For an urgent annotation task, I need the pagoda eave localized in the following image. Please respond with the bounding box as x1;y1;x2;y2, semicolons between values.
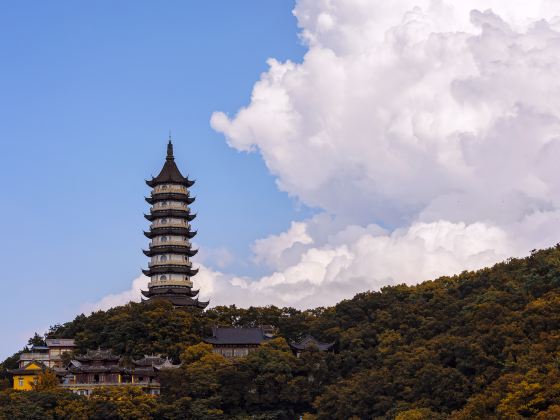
145;194;195;205
141;286;208;307
146;178;195;188
144;228;197;239
143;247;198;257
144;211;196;222
144;286;200;298
144;294;208;308
142;266;199;276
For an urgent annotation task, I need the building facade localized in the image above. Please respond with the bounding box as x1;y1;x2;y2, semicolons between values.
17;339;76;369
141;140;208;308
8;361;50;391
46;338;77;368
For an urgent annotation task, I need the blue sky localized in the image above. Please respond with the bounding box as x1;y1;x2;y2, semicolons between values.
0;1;307;359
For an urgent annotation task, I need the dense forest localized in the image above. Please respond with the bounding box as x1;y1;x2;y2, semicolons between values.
3;245;560;419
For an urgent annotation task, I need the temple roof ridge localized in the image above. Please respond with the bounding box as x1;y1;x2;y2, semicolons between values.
289;334;335;351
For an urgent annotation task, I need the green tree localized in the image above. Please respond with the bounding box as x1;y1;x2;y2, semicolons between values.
27;333;46;348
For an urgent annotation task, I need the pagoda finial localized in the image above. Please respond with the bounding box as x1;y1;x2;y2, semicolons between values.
167;133;174;161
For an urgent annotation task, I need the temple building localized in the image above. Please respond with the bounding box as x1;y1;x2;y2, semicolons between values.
289;335;335;357
9;339;76;390
61;349;179;396
141;139;208;308
8;361;58;391
45;339;77;368
203;326;273;358
16;339;76;369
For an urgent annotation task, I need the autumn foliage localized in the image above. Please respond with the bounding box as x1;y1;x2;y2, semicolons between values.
3;246;560;418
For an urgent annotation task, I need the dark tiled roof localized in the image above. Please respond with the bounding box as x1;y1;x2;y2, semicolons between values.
146;141;194;187
131;355;180;370
7;361;49;375
69;365;121;373
142;265;198;277
143;227;197;239
30;346;49;351
289;335;334;352
75;349;120;362
46;338;76;347
144;209;196;222
145;193;195;205
133;355;165;366
143;245;198;258
142;293;209;308
203;327;270;345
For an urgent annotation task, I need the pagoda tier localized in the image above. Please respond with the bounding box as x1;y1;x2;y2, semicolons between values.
145;194;196;205
143;227;197;239
142;265;199;277
144;210;196;222
142;293;208;308
141;286;200;298
141;139;208;309
146;177;195;188
143;246;198;257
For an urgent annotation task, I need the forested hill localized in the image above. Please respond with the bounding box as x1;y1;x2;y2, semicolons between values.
3;246;560;419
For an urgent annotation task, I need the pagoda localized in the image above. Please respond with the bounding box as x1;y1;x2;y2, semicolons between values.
141;139;208;308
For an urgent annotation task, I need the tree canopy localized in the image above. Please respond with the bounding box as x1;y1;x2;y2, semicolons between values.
3;245;560;418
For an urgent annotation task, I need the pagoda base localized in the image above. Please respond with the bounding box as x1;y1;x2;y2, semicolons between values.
141;288;209;309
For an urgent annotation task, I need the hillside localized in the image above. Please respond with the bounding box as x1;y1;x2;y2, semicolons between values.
2;246;560;419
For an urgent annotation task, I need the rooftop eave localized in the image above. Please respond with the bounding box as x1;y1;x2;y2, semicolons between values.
143;228;197;239
143;247;198;257
144;211;196;222
142;266;199;276
146;178;195;188
145;194;195;205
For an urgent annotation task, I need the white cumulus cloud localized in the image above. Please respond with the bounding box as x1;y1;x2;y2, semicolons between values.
212;1;560;229
208;0;560;307
81;276;149;313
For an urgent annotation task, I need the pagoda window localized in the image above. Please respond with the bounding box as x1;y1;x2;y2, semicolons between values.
160;275;167;281
18;378;23;387
161;218;168;224
160;255;167;261
161;236;168;243
161;185;168;190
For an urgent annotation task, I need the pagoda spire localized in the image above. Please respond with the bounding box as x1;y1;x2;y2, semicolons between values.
167;134;174;160
140;138;208;309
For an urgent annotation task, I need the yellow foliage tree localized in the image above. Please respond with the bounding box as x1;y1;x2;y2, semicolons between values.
33;369;60;391
89;386;158;420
